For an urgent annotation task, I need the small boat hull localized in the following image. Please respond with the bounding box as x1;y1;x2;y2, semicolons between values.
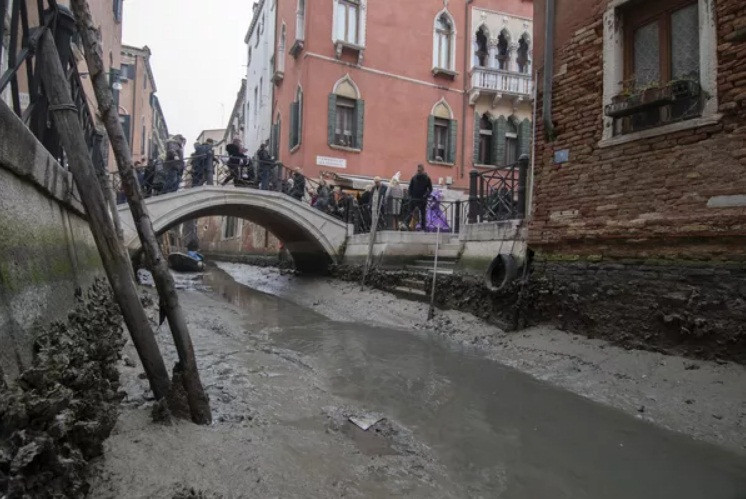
168;252;204;272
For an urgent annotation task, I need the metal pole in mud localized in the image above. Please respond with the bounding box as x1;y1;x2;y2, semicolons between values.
361;193;381;289
428;225;441;321
70;0;212;425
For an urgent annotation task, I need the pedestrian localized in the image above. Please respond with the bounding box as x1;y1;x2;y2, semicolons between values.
407;164;432;231
191;138;215;187
385;173;404;230
371;176;387;230
290;167;306;201
222;137;249;186
164;134;185;193
313;178;331;212
257;141;273;190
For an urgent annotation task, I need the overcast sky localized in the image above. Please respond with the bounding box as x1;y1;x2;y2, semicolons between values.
122;0;254;148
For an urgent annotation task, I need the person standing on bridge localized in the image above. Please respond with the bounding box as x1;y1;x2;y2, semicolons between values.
257;142;274;190
407;164;432;232
164;134;185;193
290;167;306;201
222;138;249;187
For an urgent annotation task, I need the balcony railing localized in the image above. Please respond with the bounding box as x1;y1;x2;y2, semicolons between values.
470;67;533;98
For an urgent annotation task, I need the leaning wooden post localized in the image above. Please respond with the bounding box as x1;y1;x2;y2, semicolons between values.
70;0;212;424
36;28;172;400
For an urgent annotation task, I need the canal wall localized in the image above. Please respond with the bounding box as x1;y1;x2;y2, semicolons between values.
0;101;102;382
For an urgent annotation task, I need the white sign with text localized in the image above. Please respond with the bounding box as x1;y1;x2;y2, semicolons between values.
316;156;347;169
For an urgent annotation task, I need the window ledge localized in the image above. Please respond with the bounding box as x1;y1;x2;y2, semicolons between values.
432;67;458;78
428;160;455;167
329;144;361;153
272;70;284;84
334;40;365;64
473;163;500;169
598;114;722;149
290;144;301;154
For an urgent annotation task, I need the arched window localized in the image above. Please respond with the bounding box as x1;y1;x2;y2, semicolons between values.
428;99;457;164
290;86;303;150
277;24;287;74
478;114;493;165
296;0;306;41
433;11;455;71
505;117;519;165
517;33;530;74
475;25;489;68
497;30;510;71
270;113;281;158
328;76;364;150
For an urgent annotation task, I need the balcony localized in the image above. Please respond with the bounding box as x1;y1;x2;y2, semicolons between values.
469;68;533;106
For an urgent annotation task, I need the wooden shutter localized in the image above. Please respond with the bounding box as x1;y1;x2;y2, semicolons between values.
327;94;337;146
447;119;457;164
276;120;281;157
288;102;296;149
297;97;303;147
493;115;507;166
472;112;481;164
518;118;532;158
426;115;436;162
355;99;365;149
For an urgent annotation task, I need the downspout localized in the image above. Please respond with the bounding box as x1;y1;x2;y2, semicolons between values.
542;0;556;141
528;68;538;218
460;0;474;179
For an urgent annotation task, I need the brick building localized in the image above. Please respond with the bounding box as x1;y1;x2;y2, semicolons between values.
244;0;534;190
531;0;746;360
196;216;281;260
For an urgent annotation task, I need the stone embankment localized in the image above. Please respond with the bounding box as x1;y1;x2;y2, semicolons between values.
0;280;125;497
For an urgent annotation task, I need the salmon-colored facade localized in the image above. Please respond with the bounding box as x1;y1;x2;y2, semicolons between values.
267;0;534;190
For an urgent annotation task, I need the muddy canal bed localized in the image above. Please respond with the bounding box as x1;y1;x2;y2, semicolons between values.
89;265;746;498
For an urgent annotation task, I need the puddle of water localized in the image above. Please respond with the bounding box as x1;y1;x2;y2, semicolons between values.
202;266;746;498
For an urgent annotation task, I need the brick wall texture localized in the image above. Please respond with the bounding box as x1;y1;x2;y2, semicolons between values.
531;0;746;259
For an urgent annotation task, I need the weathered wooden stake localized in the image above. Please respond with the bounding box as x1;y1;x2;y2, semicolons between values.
70;0;212;425
37;29;171;401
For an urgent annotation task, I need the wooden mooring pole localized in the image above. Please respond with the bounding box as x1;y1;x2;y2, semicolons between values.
37;29;172;401
69;0;212;425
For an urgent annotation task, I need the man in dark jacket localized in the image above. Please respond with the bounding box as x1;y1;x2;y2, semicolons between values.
257;142;273;190
290;167;306;201
222;138;249;186
407;164;432;231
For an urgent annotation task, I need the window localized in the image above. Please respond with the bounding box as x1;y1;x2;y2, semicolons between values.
290;87;303;150
517;34;530;74
254;87;258;120
328;76;364;150
113;0;122;23
497;31;510;71
141;124;146;156
624;1;699;88
478;114;493;165
119;114;131;146
504;118;519;166
427;100;456;164
335;0;360;44
223;217;238;239
277;25;286;75
433;12;455;71
475;26;489;68
296;0;306;41
271;115;281;158
600;0;714;139
120;63;134;80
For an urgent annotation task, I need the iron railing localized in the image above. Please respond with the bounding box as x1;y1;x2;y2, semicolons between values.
468;154;529;223
0;1;105;171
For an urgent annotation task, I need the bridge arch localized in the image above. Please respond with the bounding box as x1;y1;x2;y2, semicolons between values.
117;187;348;273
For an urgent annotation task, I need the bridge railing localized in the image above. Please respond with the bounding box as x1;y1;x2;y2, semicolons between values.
350;195;463;235
467;154;529;224
1;1;107;174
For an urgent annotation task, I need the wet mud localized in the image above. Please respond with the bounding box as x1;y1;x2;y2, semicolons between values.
0;280;125;498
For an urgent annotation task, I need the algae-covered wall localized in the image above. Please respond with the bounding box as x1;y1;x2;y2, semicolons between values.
0;101;102;382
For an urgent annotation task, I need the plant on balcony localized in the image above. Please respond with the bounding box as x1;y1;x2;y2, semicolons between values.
605;77;700;118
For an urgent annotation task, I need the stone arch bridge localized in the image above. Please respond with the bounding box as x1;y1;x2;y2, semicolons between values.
117;186;348;272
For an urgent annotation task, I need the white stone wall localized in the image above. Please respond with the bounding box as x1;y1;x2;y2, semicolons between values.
244;0;277;156
470;8;533;73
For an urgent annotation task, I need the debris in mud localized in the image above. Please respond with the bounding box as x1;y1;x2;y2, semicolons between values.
349;414;385;431
0;279;126;498
172;485;223;499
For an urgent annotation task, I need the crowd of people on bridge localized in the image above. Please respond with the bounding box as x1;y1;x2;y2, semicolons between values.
117;134;454;233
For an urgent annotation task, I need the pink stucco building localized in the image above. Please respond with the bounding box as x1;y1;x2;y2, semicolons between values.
247;0;534;190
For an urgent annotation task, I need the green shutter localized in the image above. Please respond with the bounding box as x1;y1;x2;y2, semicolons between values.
277;120;281;157
288;102;296;149
355;99;365;149
298;96;303;147
447;119;457;164
473;112;481;164
426;115;435;161
327;94;337;146
519;118;532;158
493;116;507;166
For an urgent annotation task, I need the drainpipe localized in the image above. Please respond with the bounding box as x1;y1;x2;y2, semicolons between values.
460;0;474;179
542;0;556;141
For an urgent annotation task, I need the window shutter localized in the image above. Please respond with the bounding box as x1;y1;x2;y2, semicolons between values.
276;120;281;157
493;116;507;166
426;115;435;161
327;94;337;146
447;119;457;164
472;112;481;164
355;99;365;149
298;97;303;147
518;118;532;158
288;102;296;149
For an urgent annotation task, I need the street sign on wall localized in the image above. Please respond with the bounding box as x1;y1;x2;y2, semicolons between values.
316;156;347;169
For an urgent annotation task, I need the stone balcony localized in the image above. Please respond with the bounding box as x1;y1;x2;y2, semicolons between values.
469;67;533;106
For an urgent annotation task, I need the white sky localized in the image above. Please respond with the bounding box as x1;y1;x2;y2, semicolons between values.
122;0;254;148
